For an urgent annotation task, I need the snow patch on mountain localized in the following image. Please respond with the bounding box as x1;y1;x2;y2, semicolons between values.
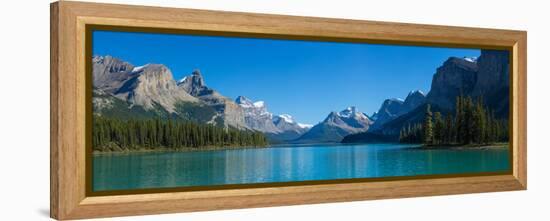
278;114;295;123
296;106;372;143
338;106;370;120
235;96;312;140
132;65;148;73
297;123;313;129
178;76;187;84
463;56;478;63
253;101;265;108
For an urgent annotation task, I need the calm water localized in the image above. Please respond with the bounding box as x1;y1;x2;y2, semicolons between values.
93;143;510;191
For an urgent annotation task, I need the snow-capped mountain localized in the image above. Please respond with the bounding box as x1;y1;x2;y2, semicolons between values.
235;96;279;133
295;106;372;143
236;96;272;118
236;96;312;141
272;114;312;141
274;114;313;129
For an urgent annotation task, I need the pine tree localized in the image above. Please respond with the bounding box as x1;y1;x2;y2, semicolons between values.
92;116;269;151
433;112;444;145
398;95;508;146
423;104;434;145
455;95;464;143
445;114;453;144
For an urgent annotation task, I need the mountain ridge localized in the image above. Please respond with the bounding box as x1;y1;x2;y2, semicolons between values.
295;106;372;143
235;96;311;142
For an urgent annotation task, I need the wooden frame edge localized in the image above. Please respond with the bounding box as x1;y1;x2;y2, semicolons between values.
50;1;527;220
50;2;60;219
516;31;527;189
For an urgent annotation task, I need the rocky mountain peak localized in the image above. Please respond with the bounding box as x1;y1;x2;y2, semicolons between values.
426;56;479;109
192;69;202;76
381;98;404;112
407;90;425;97
339;106;358;116
177;69;208;96
472;50;510;96
324;111;340;121
235;96;253;105
297;107;371;143
236;96;266;109
236;97;310;140
92;55;135;93
137;64;171;78
114;63;197;112
402;89;427;113
338;106;370;120
276;114;295;123
369;98;405;129
444;57;479;72
325;107;371;125
463;56;478;63
370;89;427;130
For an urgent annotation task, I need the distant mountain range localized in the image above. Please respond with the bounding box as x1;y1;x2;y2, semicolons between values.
294;106;372;143
93;49;509;145
370;90;426;130
235;96;311;142
92;55;311;142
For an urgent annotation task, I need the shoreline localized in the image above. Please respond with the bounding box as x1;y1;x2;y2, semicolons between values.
93;142;509;155
415;143;509;150
92;145;266;156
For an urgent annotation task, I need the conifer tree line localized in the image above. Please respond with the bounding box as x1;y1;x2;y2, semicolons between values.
399;95;509;146
92;116;268;151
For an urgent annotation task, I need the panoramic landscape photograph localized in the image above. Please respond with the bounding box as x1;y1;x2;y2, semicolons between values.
91;30;511;192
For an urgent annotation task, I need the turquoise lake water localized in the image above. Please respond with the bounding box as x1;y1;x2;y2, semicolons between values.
92;143;510;191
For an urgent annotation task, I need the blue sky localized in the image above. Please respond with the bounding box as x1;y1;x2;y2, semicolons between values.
93;30;480;125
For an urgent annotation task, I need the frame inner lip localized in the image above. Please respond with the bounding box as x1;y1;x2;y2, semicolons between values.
83;24;516;197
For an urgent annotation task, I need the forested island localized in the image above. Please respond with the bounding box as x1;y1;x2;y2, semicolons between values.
92;116;268;152
399;95;508;147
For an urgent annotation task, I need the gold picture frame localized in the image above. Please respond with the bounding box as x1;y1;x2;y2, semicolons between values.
50;1;527;220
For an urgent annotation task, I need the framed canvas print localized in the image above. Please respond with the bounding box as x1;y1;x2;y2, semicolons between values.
50;1;527;220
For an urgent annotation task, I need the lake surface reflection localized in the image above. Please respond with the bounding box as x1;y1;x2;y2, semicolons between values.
93;143;510;191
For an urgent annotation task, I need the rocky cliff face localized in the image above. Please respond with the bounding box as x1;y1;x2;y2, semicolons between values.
114;64;198;112
426;50;509;115
363;50;510;141
297;107;372;143
92;56;135;93
472;50;510;117
472;50;509;96
426;57;478;109
93;56;199;113
92;56;248;128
